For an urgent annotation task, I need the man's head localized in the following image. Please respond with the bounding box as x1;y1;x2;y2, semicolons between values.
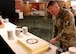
47;1;60;16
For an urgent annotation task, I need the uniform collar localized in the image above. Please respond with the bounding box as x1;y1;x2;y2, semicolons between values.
57;8;63;18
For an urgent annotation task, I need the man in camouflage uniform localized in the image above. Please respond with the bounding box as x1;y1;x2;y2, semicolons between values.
47;1;76;52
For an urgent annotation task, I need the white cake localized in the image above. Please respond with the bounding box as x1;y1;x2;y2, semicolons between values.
17;36;50;54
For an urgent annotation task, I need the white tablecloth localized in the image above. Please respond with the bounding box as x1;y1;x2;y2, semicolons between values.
0;22;58;54
61;52;69;54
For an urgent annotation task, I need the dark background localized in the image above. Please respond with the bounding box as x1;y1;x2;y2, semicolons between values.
0;0;17;24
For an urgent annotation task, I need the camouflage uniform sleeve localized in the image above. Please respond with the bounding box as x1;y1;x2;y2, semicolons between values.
56;11;75;41
52;25;58;38
52;16;58;38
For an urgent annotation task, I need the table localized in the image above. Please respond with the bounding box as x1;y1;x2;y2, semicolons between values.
61;52;69;54
0;22;58;54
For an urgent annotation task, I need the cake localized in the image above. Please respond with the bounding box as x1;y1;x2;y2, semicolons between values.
17;36;50;54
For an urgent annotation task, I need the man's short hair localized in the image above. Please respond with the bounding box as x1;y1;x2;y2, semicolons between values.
47;1;56;8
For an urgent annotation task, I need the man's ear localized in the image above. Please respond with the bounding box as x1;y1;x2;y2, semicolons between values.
54;3;59;8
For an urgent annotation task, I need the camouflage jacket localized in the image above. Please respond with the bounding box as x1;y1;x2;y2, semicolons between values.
52;8;76;47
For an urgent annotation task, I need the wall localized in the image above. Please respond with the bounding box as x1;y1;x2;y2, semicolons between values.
23;2;31;16
0;0;15;17
23;2;47;16
15;0;23;12
57;1;71;9
30;3;39;10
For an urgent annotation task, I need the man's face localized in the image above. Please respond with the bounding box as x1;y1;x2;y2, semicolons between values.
47;5;58;16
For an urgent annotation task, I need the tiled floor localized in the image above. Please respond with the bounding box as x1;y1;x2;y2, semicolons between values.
16;16;53;42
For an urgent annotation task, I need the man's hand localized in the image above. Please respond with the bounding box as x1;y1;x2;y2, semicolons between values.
50;38;57;44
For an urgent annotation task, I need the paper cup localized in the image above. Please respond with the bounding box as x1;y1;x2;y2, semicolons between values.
69;47;76;54
5;18;9;23
15;28;22;37
0;15;2;19
22;27;28;34
7;30;14;40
